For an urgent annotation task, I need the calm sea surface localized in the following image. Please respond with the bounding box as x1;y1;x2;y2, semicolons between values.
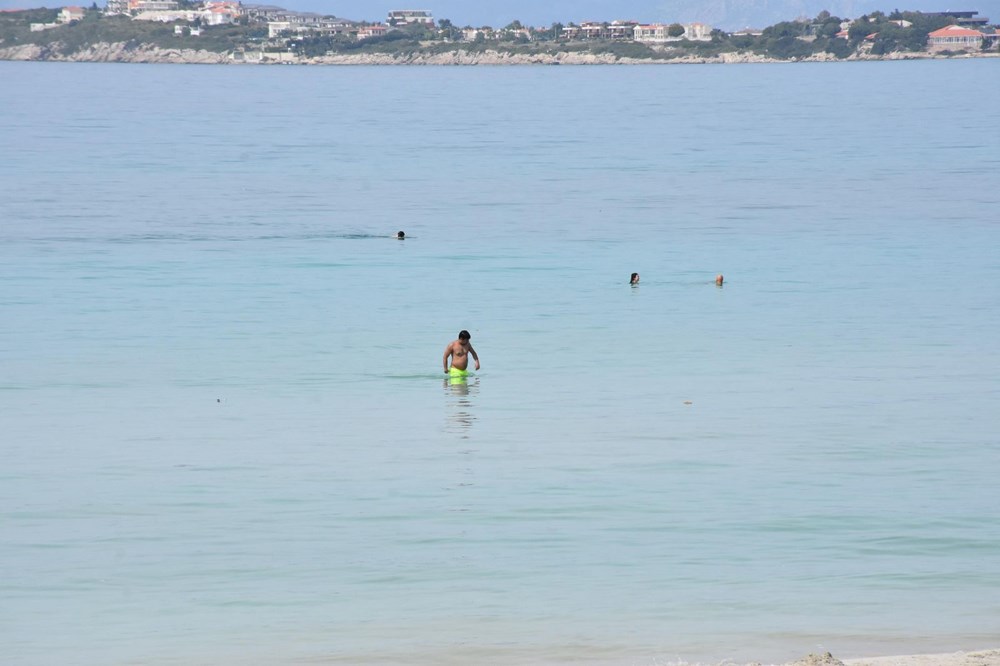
1;59;999;666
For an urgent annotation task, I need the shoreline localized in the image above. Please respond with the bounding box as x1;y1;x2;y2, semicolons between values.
812;649;1000;666
1;43;998;65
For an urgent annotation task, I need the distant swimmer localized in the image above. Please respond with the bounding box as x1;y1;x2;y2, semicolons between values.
715;274;724;286
444;330;480;376
397;231;405;239
630;272;640;285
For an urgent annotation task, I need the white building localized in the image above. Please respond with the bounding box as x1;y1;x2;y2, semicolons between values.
357;24;389;39
462;27;488;40
104;0;129;15
128;0;180;12
59;6;86;23
133;10;198;22
927;24;985;50
32;6;85;29
387;9;433;25
268;19;352;38
203;1;239;25
634;22;712;43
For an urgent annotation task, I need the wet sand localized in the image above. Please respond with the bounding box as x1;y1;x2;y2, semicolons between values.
783;649;1000;666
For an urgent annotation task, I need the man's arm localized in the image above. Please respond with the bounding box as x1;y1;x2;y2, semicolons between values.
443;344;452;373
469;344;480;370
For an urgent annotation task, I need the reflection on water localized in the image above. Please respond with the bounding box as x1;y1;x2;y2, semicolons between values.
443;375;478;436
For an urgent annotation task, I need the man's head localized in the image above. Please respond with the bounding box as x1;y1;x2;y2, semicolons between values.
458;330;471;342
397;231;405;239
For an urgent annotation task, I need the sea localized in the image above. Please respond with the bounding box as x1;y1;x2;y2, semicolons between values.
1;59;998;666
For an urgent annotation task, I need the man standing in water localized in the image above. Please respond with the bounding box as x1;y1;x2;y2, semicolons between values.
444;330;480;376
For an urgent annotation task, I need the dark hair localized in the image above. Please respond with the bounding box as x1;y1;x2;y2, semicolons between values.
397;231;405;238
630;273;639;283
458;330;471;340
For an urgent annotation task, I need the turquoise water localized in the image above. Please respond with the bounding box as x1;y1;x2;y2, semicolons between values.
1;60;999;665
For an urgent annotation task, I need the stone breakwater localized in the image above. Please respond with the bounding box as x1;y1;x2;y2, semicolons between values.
1;42;992;65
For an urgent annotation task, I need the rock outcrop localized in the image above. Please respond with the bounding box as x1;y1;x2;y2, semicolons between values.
2;41;995;65
0;42;229;64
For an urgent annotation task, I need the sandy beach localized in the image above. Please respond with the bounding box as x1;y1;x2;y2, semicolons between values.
783;649;1000;666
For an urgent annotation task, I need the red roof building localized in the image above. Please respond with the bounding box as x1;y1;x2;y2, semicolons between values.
927;24;985;50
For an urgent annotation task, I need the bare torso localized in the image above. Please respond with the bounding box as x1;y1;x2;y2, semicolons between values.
444;336;482;374
447;340;471;370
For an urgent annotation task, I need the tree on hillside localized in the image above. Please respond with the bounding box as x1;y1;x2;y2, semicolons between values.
668;23;685;37
763;20;807;39
825;35;853;57
847;20;872;42
760;34;813;58
438;18;455;40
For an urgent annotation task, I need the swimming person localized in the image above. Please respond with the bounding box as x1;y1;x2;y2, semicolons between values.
630;272;640;285
397;231;405;239
715;274;724;286
444;330;480;376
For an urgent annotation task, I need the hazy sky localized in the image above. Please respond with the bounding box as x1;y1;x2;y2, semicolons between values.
2;0;997;30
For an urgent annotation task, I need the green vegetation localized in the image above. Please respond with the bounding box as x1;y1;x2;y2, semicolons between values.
0;8;58;45
0;9;265;53
0;8;991;61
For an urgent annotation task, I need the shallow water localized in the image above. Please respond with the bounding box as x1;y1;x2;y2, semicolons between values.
1;59;999;665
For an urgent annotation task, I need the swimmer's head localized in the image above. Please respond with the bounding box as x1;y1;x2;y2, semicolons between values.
458;330;471;341
397;231;405;239
715;274;724;285
630;273;639;284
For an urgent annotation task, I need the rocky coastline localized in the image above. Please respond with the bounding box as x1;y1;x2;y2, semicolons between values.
1;42;996;65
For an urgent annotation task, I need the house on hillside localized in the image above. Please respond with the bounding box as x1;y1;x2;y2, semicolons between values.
634;23;675;42
203;1;239;25
634;22;711;43
461;27;492;40
59;6;86;23
128;0;179;11
387;9;433;25
104;0;128;14
574;20;637;40
239;5;286;22
268;17;352;38
927;24;986;50
684;22;713;40
357;24;388;39
32;5;84;29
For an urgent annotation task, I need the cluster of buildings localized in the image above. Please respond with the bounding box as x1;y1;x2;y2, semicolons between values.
104;0;242;25
828;10;998;51
30;3;999;52
34;2;717;44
